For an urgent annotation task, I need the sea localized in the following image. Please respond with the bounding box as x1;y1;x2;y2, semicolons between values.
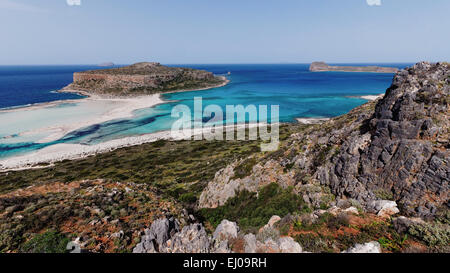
0;63;410;159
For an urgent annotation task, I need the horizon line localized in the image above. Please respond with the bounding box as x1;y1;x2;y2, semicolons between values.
0;61;423;66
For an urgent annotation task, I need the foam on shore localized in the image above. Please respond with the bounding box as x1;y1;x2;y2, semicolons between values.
348;94;385;101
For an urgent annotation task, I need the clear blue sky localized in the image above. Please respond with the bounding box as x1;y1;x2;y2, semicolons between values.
1;0;449;64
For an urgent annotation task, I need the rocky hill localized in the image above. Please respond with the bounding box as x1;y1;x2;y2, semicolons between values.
62;62;227;96
310;61;399;73
200;62;449;219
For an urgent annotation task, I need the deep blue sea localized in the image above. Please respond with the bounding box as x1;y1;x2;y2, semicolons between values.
0;65;100;109
0;64;409;159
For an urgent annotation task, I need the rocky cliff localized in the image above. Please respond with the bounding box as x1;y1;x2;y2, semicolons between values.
62;62;226;96
200;62;449;220
310;61;399;73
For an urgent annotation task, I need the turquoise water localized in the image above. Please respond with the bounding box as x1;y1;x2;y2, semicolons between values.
0;64;407;158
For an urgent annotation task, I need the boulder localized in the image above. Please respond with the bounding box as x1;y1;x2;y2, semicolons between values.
392;216;426;233
259;238;280;253
342;241;382;253
343;207;359;215
243;234;258;253
267;215;282;227
133;237;156;253
278;237;303;253
213;220;239;241
132;217;179;253
369;200;400;218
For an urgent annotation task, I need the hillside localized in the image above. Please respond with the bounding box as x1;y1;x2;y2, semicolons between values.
201;62;449;218
62;62;227;96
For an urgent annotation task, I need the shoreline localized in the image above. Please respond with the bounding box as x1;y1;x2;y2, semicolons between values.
0;123;262;172
162;76;230;95
0;76;386;172
0;76;229;113
58;76;230;97
0;76;231;170
1;76;229;144
24;94;165;144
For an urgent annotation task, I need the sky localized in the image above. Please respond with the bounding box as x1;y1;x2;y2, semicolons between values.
0;0;449;64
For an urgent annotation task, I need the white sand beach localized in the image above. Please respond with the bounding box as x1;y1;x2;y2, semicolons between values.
0;123;262;171
8;94;164;144
0;76;230;145
0;78;236;170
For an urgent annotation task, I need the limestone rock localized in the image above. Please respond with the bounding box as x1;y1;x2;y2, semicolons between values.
392;216;426;233
213;220;239;241
199;160;295;209
161;224;210;253
343;242;382;253
267;215;282;227
278;237;303;253
243;234;258;253
369;200;400;218
132;217;179;253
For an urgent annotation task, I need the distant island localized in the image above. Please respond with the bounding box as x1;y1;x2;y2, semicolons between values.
310;62;399;73
98;62;115;67
62;62;228;97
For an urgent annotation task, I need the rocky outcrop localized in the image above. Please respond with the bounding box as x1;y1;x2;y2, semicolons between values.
134;217;303;253
310;62;399;73
161;224;211;253
199;159;296;208
320;62;449;218
199;62;449;219
62;62;226;96
133;217;180;253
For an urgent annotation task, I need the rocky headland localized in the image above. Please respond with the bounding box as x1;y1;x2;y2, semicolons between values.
200;62;449;219
62;62;228;97
310;61;399;73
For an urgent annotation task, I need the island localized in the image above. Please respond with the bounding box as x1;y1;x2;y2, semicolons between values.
61;62;228;96
98;62;115;67
309;61;399;73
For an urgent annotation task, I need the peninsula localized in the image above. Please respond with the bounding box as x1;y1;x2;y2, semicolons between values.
61;62;228;97
310;61;399;73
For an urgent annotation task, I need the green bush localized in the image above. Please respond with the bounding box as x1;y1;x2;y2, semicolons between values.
200;183;306;232
232;158;258;179
179;192;197;203
408;223;450;247
374;189;394;201
21;230;70;253
294;233;331;253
